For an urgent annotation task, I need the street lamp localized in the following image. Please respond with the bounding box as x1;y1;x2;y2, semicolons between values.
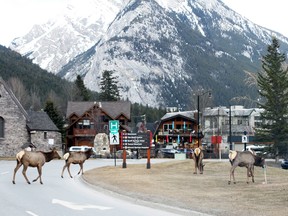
197;91;212;147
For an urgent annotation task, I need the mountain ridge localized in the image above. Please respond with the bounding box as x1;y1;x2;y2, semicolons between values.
9;0;288;109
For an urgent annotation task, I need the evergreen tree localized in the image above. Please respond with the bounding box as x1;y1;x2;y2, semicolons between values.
256;38;288;157
99;70;120;101
44;100;65;141
75;75;90;101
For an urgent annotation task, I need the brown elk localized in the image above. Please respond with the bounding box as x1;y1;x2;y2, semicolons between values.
228;150;265;184
12;148;61;184
192;147;204;174
61;148;94;178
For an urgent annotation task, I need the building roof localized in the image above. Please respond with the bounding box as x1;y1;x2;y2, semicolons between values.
26;110;59;131
204;106;263;117
66;101;131;120
161;111;195;121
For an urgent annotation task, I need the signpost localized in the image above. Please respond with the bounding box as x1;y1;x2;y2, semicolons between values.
242;131;248;150
109;120;119;166
121;131;152;169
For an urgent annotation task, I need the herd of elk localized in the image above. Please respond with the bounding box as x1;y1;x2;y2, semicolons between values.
12;146;94;184
9;144;266;186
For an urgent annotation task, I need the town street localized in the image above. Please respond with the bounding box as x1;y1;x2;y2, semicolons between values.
0;159;203;216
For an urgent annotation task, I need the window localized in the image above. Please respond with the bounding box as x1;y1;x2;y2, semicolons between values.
0;117;4;138
44;131;47;139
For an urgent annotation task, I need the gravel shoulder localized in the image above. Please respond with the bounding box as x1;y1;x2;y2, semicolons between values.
82;159;288;216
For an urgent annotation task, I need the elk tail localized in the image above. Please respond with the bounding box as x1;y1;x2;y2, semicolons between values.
63;152;70;160
16;150;25;162
229;150;237;162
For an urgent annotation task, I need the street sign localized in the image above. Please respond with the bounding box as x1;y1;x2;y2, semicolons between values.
122;132;151;149
242;135;248;143
109;133;119;145
109;120;119;133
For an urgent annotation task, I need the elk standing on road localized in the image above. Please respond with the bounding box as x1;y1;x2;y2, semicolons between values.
61;148;94;178
12;148;61;184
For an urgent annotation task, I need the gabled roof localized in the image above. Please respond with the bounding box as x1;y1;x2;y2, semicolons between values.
161;111;195;121
26;110;59;131
66;101;131;120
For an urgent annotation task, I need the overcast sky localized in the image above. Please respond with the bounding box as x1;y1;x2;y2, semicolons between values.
0;0;287;46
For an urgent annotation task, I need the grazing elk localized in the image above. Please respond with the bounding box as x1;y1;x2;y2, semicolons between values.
12;148;61;184
228;150;265;184
61;148;94;178
192;147;204;174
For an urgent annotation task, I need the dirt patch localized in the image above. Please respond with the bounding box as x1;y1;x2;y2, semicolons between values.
83;160;288;216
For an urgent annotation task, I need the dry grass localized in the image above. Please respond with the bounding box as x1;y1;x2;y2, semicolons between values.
83;160;288;216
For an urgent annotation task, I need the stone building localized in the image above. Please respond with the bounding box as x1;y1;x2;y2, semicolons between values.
0;77;61;157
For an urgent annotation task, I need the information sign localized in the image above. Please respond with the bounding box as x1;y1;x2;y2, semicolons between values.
122;132;151;149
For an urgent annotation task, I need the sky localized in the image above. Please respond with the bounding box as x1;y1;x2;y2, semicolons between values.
0;0;287;47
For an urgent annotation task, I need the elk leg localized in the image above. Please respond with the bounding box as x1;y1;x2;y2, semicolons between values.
229;166;236;184
250;166;255;183
77;163;83;175
33;166;43;184
193;158;198;174
66;164;73;178
61;163;67;178
199;162;203;174
12;161;22;184
22;165;31;184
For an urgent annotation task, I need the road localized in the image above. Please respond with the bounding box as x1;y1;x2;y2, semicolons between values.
0;159;203;216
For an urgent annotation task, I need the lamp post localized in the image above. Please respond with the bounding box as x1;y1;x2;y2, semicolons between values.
197;91;212;147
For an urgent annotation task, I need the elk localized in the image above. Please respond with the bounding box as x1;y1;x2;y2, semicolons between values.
61;148;94;178
12;148;61;184
228;150;265;184
192;147;204;174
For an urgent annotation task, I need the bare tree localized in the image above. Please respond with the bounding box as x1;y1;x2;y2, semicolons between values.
30;89;41;111
7;77;30;109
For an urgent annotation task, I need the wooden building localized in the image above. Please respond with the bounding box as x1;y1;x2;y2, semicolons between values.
65;101;131;150
153;111;200;149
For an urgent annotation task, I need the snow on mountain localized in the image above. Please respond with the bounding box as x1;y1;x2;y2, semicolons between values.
9;0;288;108
10;0;130;73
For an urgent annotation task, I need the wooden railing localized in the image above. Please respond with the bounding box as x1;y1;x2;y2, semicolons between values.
73;128;96;137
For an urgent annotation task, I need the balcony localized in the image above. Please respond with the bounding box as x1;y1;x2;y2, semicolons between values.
73;128;96;137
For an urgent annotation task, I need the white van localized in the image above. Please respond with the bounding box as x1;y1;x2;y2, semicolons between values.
243;145;265;155
69;146;95;152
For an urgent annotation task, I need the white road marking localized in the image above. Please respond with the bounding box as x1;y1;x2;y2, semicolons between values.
52;199;112;211
0;171;9;175
26;210;39;216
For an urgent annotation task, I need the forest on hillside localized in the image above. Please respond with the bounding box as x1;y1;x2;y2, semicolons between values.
0;45;165;122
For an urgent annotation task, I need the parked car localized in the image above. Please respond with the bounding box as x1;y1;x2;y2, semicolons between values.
281;159;288;169
158;148;179;158
115;150;135;159
69;146;96;157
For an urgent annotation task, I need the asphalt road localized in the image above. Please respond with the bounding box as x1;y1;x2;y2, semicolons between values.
0;159;202;216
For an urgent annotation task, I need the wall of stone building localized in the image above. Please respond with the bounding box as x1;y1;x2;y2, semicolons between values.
0;84;29;157
30;131;62;151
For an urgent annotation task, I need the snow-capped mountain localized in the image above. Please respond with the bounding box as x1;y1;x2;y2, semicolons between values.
10;0;288;108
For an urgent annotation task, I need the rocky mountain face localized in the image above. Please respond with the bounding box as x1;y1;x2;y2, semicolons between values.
10;0;288;109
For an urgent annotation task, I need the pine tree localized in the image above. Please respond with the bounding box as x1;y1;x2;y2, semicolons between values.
44;100;65;141
99;70;120;101
75;75;90;101
257;37;288;157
